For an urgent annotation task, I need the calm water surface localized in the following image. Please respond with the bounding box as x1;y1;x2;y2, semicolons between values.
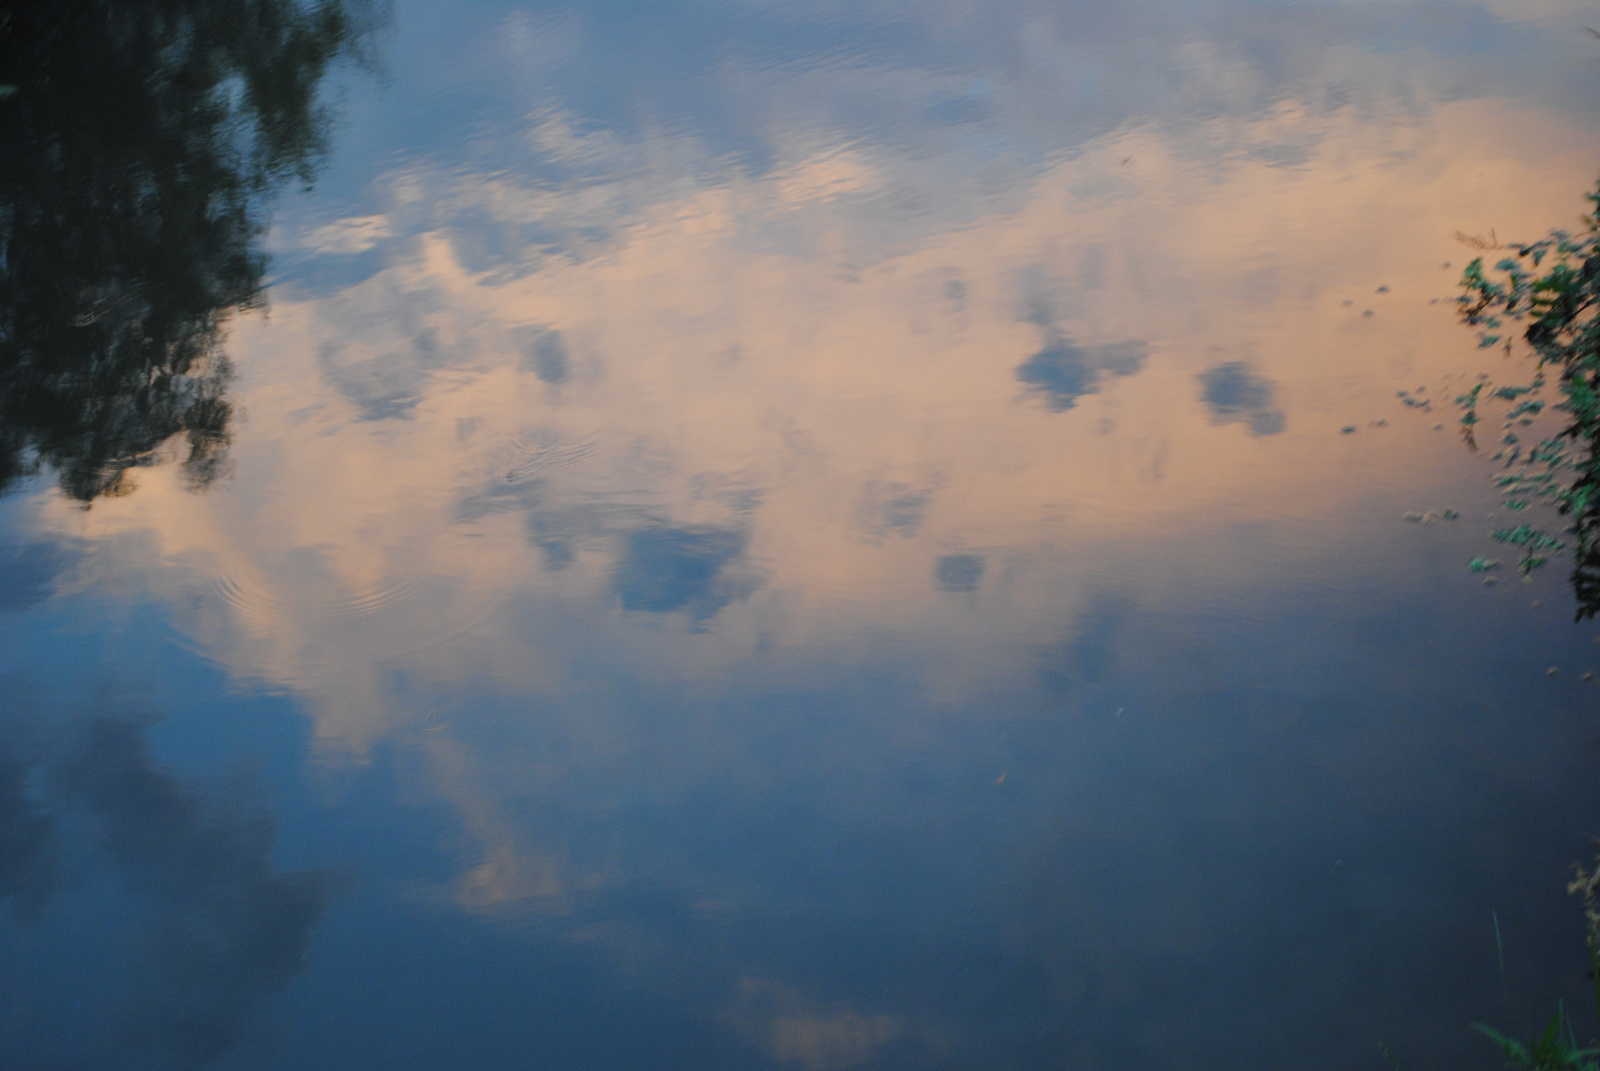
5;1;1600;1067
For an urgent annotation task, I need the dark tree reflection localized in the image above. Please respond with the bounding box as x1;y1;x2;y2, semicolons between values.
0;0;375;501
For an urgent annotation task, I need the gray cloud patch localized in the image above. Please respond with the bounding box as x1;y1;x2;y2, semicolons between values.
1017;339;1146;412
520;327;571;385
0;752;54;920
0;716;336;1070
0;543;65;611
455;478;546;524
319;341;422;421
1197;362;1285;435
935;554;984;592
319;326;465;422
1040;595;1129;695
862;481;933;539
614;526;753;620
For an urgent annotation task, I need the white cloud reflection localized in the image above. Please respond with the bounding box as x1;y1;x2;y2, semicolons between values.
11;4;1600;1062
0;12;1586;999
39;86;1599;760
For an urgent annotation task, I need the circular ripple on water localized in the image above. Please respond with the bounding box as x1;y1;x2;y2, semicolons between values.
209;561;433;626
486;428;602;485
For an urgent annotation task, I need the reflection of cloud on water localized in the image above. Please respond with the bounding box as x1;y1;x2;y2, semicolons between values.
0;750;54;920
519;325;572;384
860;480;936;539
1017;337;1147;412
54;718;334;1068
0;716;332;1070
33;89;1600;756
415;734;579;916
16;6;1597;765
7;5;1600;1063
0;541;68;611
934;553;984;592
1197;361;1285;435
1040;594;1129;695
301;214;393;255
615;525;757;621
725;978;905;1071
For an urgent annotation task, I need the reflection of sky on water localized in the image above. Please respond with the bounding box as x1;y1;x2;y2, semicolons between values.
5;0;1600;1067
1198;362;1286;436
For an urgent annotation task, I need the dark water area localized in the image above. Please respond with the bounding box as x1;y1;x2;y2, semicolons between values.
4;0;1600;1068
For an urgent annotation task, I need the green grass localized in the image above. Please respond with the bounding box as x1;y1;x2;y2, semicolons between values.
1463;860;1600;1070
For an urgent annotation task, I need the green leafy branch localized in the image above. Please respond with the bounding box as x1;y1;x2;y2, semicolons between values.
1459;182;1600;614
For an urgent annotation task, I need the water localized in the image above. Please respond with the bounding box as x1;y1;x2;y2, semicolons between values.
3;1;1600;1067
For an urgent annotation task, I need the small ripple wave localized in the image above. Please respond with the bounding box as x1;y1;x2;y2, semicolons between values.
209;562;432;626
486;429;602;484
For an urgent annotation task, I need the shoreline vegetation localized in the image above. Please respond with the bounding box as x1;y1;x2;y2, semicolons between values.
1444;184;1600;1068
1457;182;1600;618
1446;853;1600;1071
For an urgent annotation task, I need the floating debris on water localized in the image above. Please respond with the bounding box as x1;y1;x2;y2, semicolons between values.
1341;425;1357;434
1548;667;1560;676
1442;509;1460;519
1584;672;1595;682
1468;556;1501;572
1404;512;1425;523
1504;499;1529;511
1362;309;1375;317
1376;285;1390;293
1370;419;1387;427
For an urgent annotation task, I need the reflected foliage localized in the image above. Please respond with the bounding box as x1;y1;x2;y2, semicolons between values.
1459;181;1600;617
0;0;373;501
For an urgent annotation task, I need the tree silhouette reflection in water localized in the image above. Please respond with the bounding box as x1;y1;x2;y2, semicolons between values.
0;0;375;502
0;3;373;1065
